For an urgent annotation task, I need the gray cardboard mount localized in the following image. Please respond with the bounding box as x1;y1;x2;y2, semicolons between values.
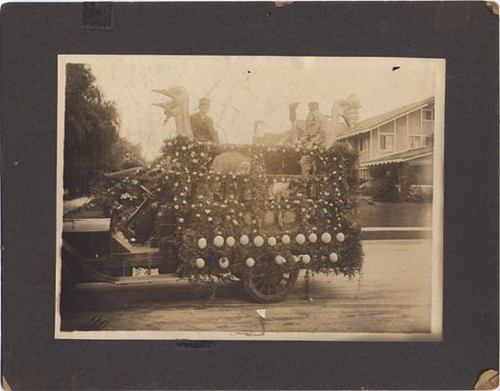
1;2;498;389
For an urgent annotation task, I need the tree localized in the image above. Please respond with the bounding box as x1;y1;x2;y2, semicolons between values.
64;64;144;195
109;136;147;170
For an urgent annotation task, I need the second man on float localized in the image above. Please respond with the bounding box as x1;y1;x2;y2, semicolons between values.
299;101;330;175
190;98;220;143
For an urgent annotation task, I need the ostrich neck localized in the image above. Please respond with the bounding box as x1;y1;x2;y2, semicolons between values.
175;99;193;139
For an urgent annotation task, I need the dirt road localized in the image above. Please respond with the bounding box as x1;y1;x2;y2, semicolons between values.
60;239;433;336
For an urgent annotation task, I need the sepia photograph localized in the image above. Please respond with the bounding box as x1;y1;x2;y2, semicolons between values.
56;55;444;340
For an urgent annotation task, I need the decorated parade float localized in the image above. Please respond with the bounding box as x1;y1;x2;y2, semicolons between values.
62;88;363;303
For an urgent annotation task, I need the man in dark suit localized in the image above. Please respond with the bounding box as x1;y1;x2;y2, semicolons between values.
190;98;219;143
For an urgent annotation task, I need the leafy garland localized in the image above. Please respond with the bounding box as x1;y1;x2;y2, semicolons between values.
98;137;364;283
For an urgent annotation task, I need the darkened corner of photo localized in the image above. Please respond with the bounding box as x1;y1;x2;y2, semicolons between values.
82;2;113;30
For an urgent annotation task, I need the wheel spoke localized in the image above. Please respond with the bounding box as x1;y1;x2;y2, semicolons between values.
243;265;299;302
254;278;266;289
272;282;283;294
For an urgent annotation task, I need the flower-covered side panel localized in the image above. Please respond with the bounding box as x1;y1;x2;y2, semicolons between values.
98;137;363;280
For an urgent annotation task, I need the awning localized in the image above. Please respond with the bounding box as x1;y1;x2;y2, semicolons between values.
360;151;433;168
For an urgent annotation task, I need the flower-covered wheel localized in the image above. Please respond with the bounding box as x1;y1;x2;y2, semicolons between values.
242;264;299;303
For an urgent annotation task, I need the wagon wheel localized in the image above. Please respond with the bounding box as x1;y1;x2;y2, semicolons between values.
243;264;299;303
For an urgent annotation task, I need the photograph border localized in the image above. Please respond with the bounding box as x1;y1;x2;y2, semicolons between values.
54;54;445;342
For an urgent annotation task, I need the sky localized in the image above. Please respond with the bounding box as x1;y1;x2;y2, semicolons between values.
61;55;443;160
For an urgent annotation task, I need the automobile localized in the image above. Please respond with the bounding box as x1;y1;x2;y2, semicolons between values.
61;138;363;304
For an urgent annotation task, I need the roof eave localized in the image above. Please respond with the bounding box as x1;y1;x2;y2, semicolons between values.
337;102;433;140
337;128;370;140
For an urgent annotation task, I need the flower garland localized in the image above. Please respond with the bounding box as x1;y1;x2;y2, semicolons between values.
99;137;363;283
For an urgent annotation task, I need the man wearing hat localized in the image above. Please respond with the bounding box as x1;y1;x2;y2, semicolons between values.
190;98;219;143
299;101;329;174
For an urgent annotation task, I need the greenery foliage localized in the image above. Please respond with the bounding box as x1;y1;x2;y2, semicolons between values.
98;137;364;283
64;64;145;195
371;165;400;202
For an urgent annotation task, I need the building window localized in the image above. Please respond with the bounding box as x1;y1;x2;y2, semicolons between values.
422;108;434;121
380;134;394;151
358;136;368;152
409;135;423;149
359;169;371;180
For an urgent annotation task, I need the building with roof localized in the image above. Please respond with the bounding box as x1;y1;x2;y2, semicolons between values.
336;97;434;169
253;96;435;200
336;97;434;200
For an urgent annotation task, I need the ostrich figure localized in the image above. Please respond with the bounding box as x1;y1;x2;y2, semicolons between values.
153;86;251;176
153;86;193;139
331;93;362;129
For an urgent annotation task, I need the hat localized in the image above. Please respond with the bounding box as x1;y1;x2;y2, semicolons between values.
308;101;319;110
198;98;210;107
